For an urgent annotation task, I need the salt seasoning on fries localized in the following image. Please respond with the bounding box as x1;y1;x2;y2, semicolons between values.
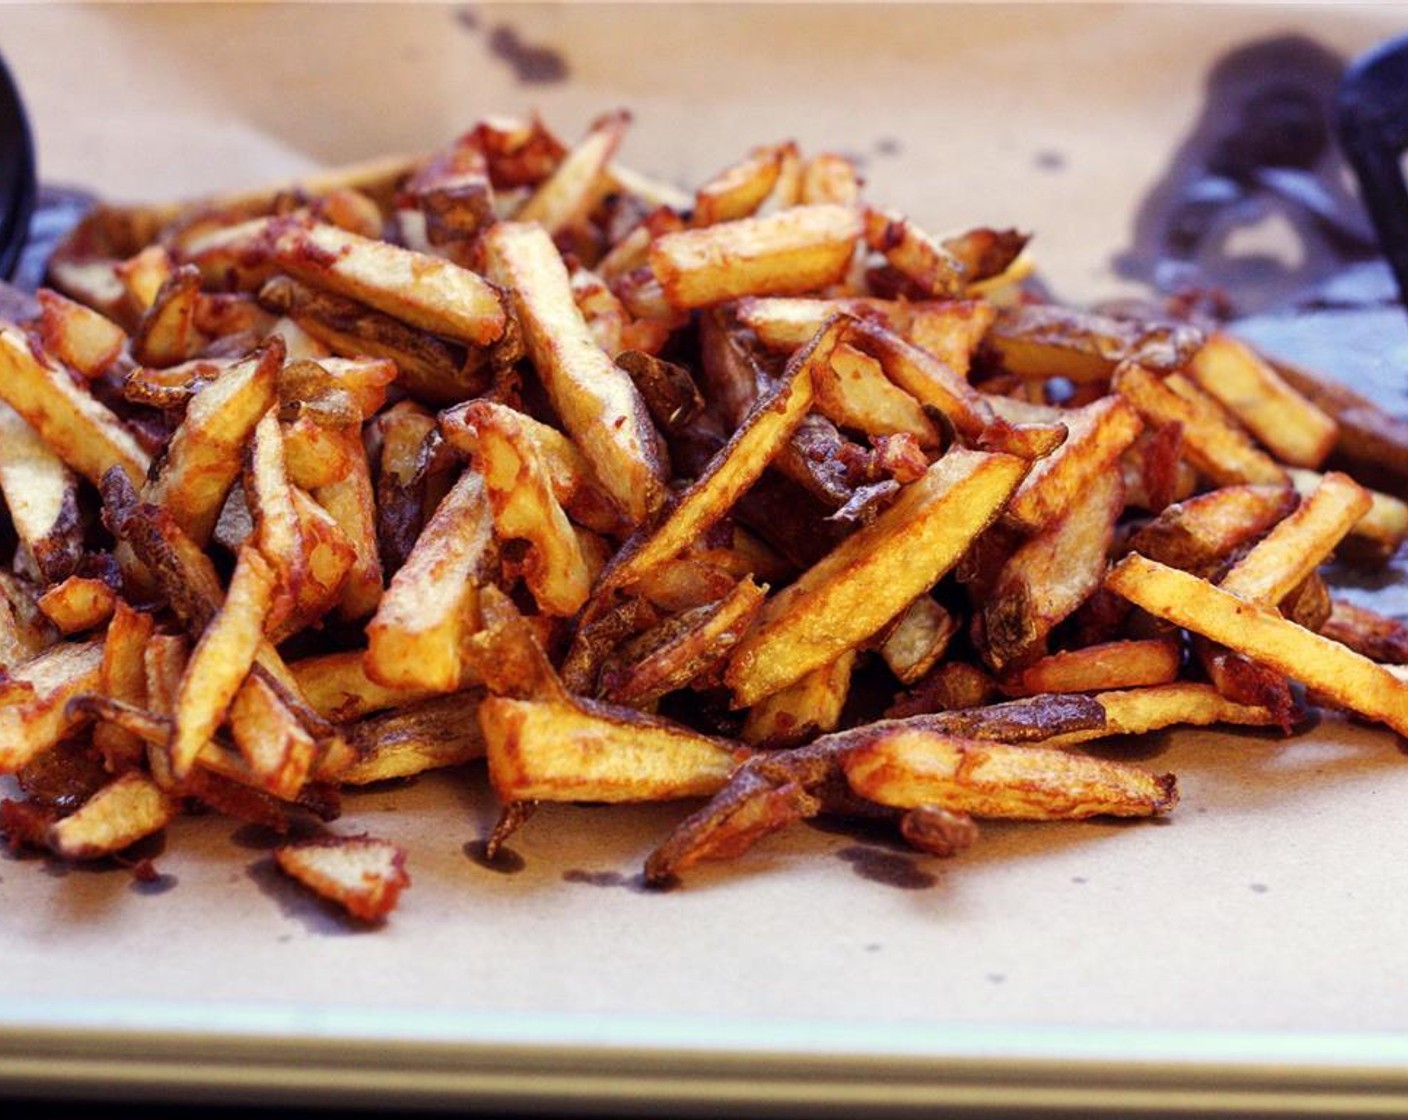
1;109;1407;922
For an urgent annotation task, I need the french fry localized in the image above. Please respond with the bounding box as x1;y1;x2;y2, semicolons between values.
1106;554;1408;737
92;599;154;771
274;834;410;922
741;649;856;748
693;142;793;227
143;338;282;546
1187;331;1337;469
364;467;495;692
244;409;305;627
517;109;630;235
727;447;1029;706
130;264;207;367
1040;682;1282;748
337;692;487;785
878;596;958;686
481;694;740;803
1287;467;1408;564
1123;483;1297;578
311;426;383;621
649;203;862;309
982;302;1202;382
813;341;941;447
841;729;1177;820
1321;599;1408;665
228;671;318;800
0;401;83;583
483;220;668;525
46;771;177;860
0;326;150;487
1000;638;1182;697
37;576;117;635
0;639;104;773
34;288;128;379
863;207;966;298
169;546;276;778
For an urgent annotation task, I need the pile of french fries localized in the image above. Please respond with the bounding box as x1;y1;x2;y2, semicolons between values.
2;109;1407;921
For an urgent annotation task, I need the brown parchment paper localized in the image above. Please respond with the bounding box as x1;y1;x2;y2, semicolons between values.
3;2;1408;1108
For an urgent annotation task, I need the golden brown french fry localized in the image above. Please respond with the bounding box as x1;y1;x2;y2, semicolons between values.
863;207;966;297
1123;483;1297;578
1000;639;1182;697
169;546;276;778
693;142;792;227
981;467;1123;672
741;649;856;748
288;648;437;722
364;467;495;693
814;341;941;447
878;597;958;686
281;415;354;490
1040;681;1281;748
1218;471;1370;606
273;835;410;922
269;488;356;643
1112;362;1287;487
336;692;487;785
0;639;104;773
483;220;668;525
36;576;116;635
840;727;1177;819
1187;331;1337;469
517;109;630;235
649;203;862;309
0;401;83;583
46;771;177;860
267;217;507;346
311;426;383;621
1106;553;1408;737
481;694;740;803
34;288;127;379
92;599;154;771
228;671;318;800
988;393;1143;531
130;264;206;367
0;326;149;487
727;447;1029;706
1288;467;1408;564
982;302;1202;382
598;577;767;706
144;339;282;546
1321;599;1408;664
244;409;305;628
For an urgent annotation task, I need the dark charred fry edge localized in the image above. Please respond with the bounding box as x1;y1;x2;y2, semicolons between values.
644;693;1104;883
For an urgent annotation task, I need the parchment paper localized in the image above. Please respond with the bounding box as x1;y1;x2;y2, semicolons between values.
3;3;1408;1112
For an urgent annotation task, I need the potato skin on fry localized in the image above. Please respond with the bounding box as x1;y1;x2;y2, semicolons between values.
841;730;1177;820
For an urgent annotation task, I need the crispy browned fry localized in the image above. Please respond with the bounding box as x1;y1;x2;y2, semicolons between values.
645;693;1105;881
1288;467;1408;565
878;596;958;686
601;318;841;596
364;467;495;692
863;208;966;297
369;400;438;575
1041;681;1281;748
265;217;506;346
1123;483;1296;578
1187;332;1337;469
987;393;1144;532
0;401;83;583
0;326;150;487
1321;599;1408;664
843;317;994;441
269;489;356;644
728;447;1029;706
0;639;104;773
484;221;667;525
46;771;177;860
1112;362;1287;487
462;404;593;617
1120;421;1195;513
130;264;206;367
981;467;1123;673
650;204;861;309
1218;471;1369;606
169;545;276;778
288;648;437;722
841;729;1176;820
1001;638;1182;696
693;142;794;227
92;599;153;771
335;692;487;785
281;415;354;490
814;341;941;447
228;671;318;800
0;572;58;670
440;399;625;537
274;834;410;922
1192;637;1299;732
244;409;304;628
1106;553;1408;737
36;576;117;635
598;577;766;706
116;245;176;317
982;303;1202;382
741;649;856;748
886;660;997;718
517;109;630;235
259;277;486;405
311;426;383;621
34;288;127;379
481;694;741;804
144;339;281;546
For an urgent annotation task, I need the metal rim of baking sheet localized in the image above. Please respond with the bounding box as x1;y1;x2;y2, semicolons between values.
4;1000;1408;1116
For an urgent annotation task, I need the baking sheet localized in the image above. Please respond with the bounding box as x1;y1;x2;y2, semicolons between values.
4;3;1408;1114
